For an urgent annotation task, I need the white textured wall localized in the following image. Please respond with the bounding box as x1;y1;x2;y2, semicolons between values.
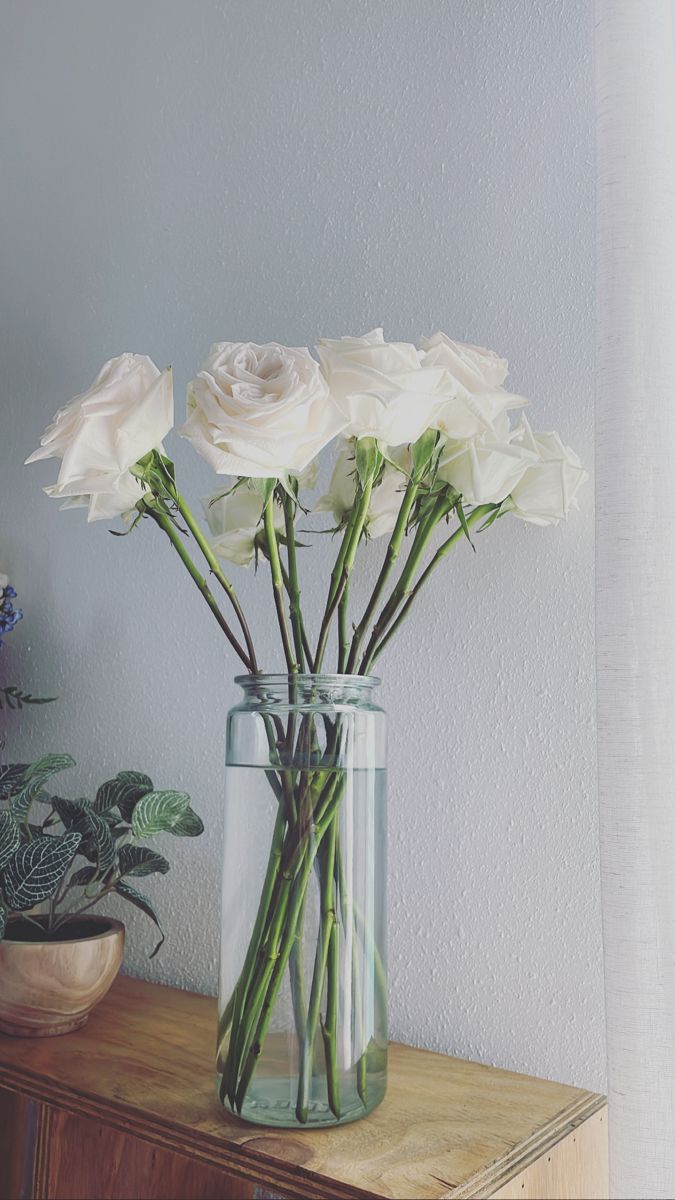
0;0;601;1088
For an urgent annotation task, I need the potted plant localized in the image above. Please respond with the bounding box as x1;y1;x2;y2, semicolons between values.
0;754;203;1037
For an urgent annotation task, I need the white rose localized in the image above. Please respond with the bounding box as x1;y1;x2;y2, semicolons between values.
0;574;8;591
44;474;146;522
181;341;345;479
437;412;537;505
202;460;316;567
508;418;588;525
317;443;410;538
316;329;449;448
25;353;173;522
419;331;527;439
201;486;283;567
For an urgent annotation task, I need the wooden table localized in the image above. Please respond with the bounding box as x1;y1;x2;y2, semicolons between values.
0;975;607;1199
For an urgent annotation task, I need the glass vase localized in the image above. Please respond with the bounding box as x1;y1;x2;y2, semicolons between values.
217;674;387;1129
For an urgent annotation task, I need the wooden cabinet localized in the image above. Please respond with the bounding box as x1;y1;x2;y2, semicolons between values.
0;976;607;1199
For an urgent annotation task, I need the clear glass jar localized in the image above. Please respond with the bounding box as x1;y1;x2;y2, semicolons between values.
217;674;387;1128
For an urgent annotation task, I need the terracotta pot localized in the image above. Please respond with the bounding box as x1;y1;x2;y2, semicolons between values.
0;915;125;1037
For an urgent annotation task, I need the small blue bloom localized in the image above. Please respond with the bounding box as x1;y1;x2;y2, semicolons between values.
0;583;23;648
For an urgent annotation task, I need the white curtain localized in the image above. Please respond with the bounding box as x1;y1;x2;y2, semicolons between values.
596;2;675;1196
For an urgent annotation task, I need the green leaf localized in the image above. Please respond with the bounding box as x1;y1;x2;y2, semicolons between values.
3;832;81;911
355;437;382;488
411;429;438;479
94;772;153;820
456;499;476;552
250;477;276;507
478;501;510;532
52;797;116;873
0;905;5;940
114;881;164;957
0;764;29;801
69;865;98;888
117;771;154;787
52;795;90;827
0;811;20;872
118;845;170;878
10;754;76;822
170;807;205;838
84;812;116;873
131;791;190;838
0;688;56;711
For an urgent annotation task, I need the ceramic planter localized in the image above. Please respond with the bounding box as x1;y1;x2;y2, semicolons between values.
0;915;124;1037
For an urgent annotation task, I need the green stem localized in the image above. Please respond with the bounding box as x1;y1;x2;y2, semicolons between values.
281;562;315;671
296;816;338;1123
162;476;260;673
218;806;286;1084
337;582;350;673
148;509;253;670
346;473;419;671
264;500;298;674
289;891;309;1049
358;493;454;672
362;504;496;672
314;480;373;673
52;881;116;929
322;863;341;1117
234;844;318;1111
283;495;307;673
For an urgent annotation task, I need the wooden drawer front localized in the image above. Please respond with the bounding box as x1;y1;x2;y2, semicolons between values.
8;1104;256;1200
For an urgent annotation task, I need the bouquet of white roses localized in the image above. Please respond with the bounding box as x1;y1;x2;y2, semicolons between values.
26;332;585;673
26;329;586;1126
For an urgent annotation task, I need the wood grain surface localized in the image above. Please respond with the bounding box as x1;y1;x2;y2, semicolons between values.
0;919;124;1037
0;975;606;1200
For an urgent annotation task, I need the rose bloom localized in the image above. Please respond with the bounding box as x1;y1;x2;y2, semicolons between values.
508;418;589;525
419;332;528;440
25;353;173;521
181;341;345;479
201;487;282;567
202;462;316;566
316;329;450;448
437;412;537;505
317;444;410;538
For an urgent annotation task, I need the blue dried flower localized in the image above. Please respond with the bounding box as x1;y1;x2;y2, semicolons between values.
0;583;23;647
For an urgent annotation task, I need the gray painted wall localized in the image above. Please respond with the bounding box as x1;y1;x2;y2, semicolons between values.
0;0;601;1088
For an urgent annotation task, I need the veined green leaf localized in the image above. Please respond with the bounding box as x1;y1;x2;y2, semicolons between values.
10;754;76;822
118;845;170;878
52;797;116;873
3;832;81;911
84;811;116;873
0;811;20;872
170;807;205;837
114;880;164;957
94;772;153;821
52;795;90;827
0;764;29;801
0;905;5;940
131;791;190;838
69;864;98;888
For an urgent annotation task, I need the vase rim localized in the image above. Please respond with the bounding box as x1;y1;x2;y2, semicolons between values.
235;672;381;691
